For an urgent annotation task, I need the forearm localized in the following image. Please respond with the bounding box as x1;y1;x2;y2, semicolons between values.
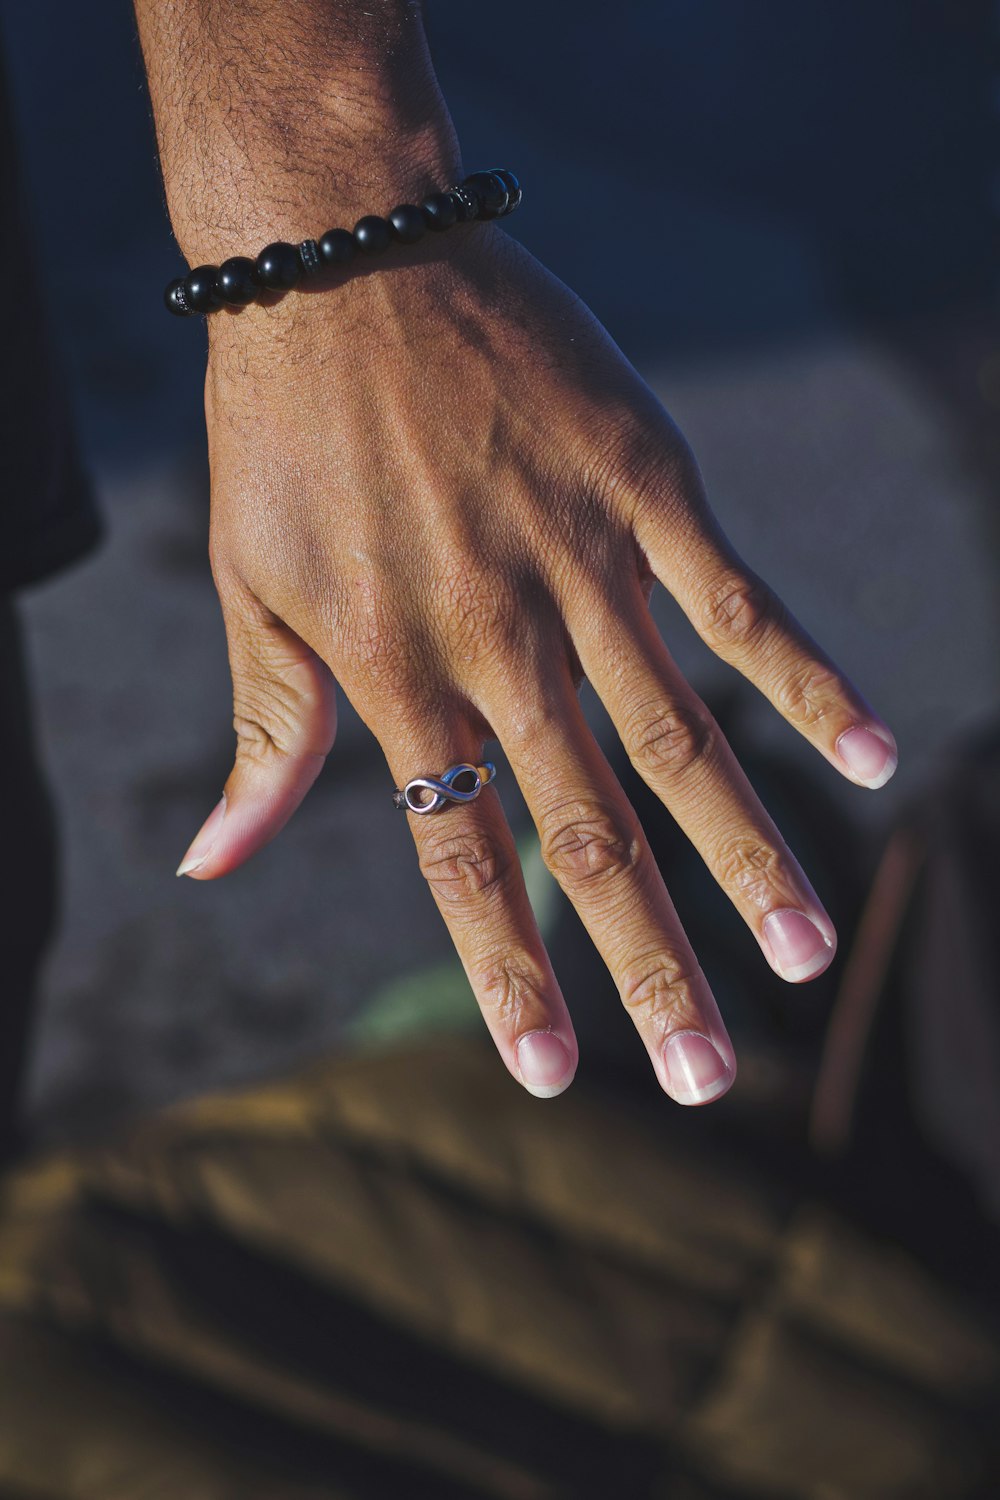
134;0;461;262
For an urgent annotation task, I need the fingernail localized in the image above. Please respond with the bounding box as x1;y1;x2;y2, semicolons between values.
763;908;835;982
516;1030;574;1099
662;1031;732;1106
176;795;227;877
836;725;898;789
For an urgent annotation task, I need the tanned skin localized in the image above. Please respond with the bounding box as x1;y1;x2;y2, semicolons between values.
135;0;897;1105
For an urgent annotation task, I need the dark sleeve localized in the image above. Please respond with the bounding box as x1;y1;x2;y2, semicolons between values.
0;51;102;593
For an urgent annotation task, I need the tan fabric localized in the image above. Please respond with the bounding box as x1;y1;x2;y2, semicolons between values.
0;1039;996;1498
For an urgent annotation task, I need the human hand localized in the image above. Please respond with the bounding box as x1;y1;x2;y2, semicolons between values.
176;220;896;1106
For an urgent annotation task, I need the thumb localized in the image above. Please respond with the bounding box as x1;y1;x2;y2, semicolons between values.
177;587;337;880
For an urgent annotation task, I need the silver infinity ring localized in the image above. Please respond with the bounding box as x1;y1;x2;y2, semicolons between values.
392;761;497;815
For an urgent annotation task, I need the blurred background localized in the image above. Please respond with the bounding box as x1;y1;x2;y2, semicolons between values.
1;3;998;1496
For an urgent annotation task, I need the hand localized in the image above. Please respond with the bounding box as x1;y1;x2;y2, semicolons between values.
177;222;897;1105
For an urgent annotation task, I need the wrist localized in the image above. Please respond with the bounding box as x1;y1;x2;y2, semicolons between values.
201;217;509;405
168;115;462;267
203;213;501;370
142;1;461;263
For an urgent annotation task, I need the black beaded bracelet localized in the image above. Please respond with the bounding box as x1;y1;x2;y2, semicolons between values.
164;168;521;318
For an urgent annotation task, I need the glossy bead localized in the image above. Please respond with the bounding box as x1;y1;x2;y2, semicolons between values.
488;167;522;214
255;241;301;290
462;171;508;219
449;185;480;223
353;215;392;253
183;265;221;313
164;277;192;317
388;203;426;245
319;228;356;267
217;256;259;305
421;191;458;232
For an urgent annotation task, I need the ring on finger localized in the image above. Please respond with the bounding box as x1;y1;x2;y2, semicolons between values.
393;761;497;815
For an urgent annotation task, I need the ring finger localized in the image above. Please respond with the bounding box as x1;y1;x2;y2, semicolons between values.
382;704;579;1099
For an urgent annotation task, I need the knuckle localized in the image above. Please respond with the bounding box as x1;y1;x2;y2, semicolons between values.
231;651;335;762
342;576;412;693
620;950;705;1022
599;415;703;521
233;705;286;761
354;616;408;690
576;422;645;509
438;556;521;664
419;831;512;907
716;835;785;910
699;571;783;653
475;958;544;1029
232;685;306;762
626;699;717;782
773;661;844;728
540;801;642;889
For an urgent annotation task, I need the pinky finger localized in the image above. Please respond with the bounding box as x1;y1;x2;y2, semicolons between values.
634;506;898;789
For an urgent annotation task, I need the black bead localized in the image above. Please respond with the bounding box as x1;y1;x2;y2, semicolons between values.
164;277;192;317
183;265;221;313
421;191;458;232
353;215;392;254
387;203;426;245
448;185;480;223
488;168;522;214
319;228;357;267
217;256;259;305
255;241;301;290
462;171;508;219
